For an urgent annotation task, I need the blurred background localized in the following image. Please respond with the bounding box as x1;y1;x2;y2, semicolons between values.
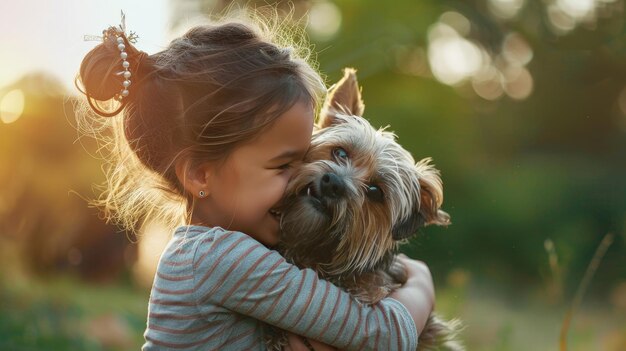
0;0;625;350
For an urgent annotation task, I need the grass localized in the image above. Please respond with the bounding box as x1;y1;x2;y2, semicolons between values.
439;283;626;351
2;270;625;350
0;268;150;351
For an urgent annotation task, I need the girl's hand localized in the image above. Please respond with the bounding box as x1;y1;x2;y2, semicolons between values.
389;254;435;334
285;333;338;351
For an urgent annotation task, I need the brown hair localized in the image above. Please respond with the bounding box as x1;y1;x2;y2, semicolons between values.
74;10;326;235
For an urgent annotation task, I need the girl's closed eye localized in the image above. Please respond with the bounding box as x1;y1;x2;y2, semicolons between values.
266;161;291;170
274;159;303;174
277;162;292;170
275;162;296;174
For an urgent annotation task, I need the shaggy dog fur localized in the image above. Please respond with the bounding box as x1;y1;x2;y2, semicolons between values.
268;68;463;351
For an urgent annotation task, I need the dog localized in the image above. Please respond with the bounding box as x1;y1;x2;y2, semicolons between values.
268;68;463;351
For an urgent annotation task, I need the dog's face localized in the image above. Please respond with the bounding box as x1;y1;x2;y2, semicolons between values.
278;69;450;277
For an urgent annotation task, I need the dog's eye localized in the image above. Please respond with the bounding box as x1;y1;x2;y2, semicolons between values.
332;147;349;162
367;185;384;202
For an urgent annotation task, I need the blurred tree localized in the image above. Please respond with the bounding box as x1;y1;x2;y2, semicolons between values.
2;0;621;295
0;73;137;283
169;0;626;294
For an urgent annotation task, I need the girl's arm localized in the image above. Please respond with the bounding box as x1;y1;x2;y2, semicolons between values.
192;230;421;351
389;254;435;335
288;255;435;350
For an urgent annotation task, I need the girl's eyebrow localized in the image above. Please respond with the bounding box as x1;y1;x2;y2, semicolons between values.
269;149;303;162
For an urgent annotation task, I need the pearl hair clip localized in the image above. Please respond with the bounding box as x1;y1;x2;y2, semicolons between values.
114;35;132;101
84;10;140;101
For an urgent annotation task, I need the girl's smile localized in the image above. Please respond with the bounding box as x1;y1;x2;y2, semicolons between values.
191;101;314;246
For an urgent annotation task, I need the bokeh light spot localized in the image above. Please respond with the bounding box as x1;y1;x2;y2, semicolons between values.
307;1;342;42
557;0;595;19
488;0;526;19
427;23;483;86
0;89;25;124
439;11;471;36
472;66;504;100
548;4;577;34
502;32;533;66
503;66;533;100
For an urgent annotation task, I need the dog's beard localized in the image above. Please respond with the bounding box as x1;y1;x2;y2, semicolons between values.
278;194;344;274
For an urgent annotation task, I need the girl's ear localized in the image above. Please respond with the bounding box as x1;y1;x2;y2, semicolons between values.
318;67;365;128
174;158;212;198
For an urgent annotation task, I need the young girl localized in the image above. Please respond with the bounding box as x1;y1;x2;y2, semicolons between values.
76;11;434;351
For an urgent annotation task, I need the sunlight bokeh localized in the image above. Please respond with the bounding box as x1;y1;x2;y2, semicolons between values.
548;0;622;34
427;21;483;86
487;0;526;20
425;10;536;100
307;0;342;42
0;0;169;93
0;89;25;124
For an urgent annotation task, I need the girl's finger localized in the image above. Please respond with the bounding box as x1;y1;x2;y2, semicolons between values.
307;339;338;351
286;333;311;351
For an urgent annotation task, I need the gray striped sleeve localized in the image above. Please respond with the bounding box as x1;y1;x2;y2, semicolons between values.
191;229;418;351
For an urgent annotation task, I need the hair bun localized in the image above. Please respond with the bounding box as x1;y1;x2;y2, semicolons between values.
78;27;151;114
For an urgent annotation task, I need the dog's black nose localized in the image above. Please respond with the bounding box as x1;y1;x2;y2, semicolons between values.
319;173;345;199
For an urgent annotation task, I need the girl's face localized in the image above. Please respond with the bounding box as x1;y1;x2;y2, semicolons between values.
195;101;314;246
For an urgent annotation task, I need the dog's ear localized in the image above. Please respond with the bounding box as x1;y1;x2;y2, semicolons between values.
318;67;365;128
392;158;450;240
392;212;426;240
415;158;450;227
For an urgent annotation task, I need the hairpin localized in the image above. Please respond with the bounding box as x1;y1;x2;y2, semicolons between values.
84;10;140;101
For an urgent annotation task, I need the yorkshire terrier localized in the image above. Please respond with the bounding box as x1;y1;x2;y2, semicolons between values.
269;68;463;351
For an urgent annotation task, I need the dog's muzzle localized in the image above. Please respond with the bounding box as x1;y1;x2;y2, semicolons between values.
319;173;345;199
303;172;346;210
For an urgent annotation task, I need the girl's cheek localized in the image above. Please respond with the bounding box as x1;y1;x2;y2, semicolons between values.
273;174;291;198
281;171;292;187
282;168;297;181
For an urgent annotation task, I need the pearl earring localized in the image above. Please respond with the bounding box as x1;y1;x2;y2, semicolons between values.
198;190;206;197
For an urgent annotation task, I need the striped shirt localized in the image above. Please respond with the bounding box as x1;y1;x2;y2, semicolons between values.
142;225;418;350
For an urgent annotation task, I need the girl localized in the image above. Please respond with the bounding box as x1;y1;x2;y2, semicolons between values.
75;10;434;351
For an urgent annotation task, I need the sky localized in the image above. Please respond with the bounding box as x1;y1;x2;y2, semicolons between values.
0;0;171;94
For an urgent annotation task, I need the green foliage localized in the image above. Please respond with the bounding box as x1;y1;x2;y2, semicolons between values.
312;0;626;294
0;273;149;351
